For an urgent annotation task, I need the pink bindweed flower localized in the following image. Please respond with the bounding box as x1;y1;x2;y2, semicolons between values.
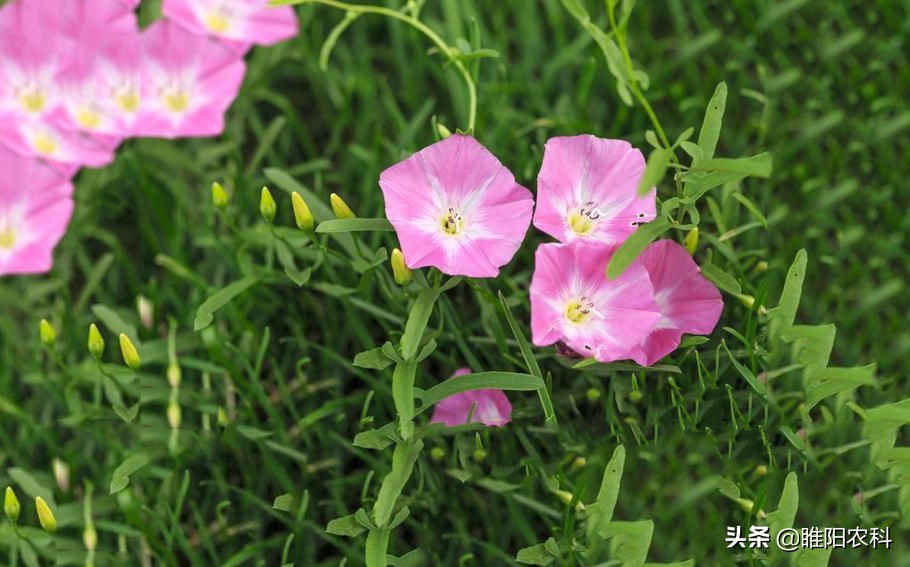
430;368;513;427
530;241;661;362
0;147;74;276
621;240;723;366
379;134;534;278
533;135;656;245
137;20;246;139
162;0;298;53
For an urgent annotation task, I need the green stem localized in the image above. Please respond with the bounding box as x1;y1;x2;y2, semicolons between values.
291;0;477;131
392;361;417;440
365;528;390;567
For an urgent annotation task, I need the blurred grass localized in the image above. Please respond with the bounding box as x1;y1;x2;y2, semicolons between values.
0;0;908;565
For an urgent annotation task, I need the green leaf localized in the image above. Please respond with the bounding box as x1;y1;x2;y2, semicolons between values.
722;341;766;397
699;261;742;295
315;218;395;233
697;82;727;161
353;423;397;451
804;365;876;410
793;548;833;567
588;445;625;540
559;0;590;23
353;347;394;371
110;454;151;494
91;304;139;346
373;440;424;527
7;468;55;506
516;541;556;565
638;148;671;196
695;155;773;178
498;292;554;423
326;514;368;537
400;289;440;361
273;494;294;512
606;217;670;279
194;276;259;331
766;472;798;542
414;372;544;414
389;548;426;567
767;249;807;340
601;520;654;564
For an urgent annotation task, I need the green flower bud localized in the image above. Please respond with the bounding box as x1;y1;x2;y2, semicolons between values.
136;295;154;329
436;122;452;139
4;487;20;522
211;182;229;208
429;447;445;462
83;524;98;551
390;248;412;286
35;496;56;532
684;227;699;254
87;324;105;359
585;387;601;402
259;186;277;223
291;191;315;232
167;363;182;388
119;334;141;369
329;193;355;219
167;399;182;429
39;319;56;347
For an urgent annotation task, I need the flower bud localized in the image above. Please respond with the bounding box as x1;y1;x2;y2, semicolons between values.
39;319;56;347
429;447;445;462
4;487;20;522
83;524;98;551
330;193;355;219
87;324;104;359
217;406;229;425
259;186;277;223
554;489;586;511
754;465;767;476
291;192;315;232
684;227;699;254
167;399;182;429
436;122;452;139
119;334;141;369
472;448;486;462
390;248;412;286
136;295;154;329
628;390;643;403
167;363;182;388
53;458;70;492
211;181;229;208
572;456;587;469
585;387;601;402
35;496;57;532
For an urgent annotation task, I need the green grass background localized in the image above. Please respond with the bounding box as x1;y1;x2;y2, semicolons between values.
1;0;908;565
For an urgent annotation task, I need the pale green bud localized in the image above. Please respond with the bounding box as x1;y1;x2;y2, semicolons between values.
87;324;104;359
119;334;141;369
259;186;277;223
291;192;315;232
4;487;20;522
390;248;412;286
329;193;355;219
39;319;56;347
35;496;57;532
211;182;229;208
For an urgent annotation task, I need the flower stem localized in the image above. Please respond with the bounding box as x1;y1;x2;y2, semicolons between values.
291;0;477;131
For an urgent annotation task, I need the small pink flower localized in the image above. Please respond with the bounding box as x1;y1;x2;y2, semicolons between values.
0;117;116;172
379;134;534;278
430;368;513;427
622;240;723;366
530;241;661;362
137;20;246;139
0;147;74;276
162;0;298;53
533;134;656;245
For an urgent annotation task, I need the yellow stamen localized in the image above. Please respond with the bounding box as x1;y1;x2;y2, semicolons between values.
0;229;16;250
20;91;45;113
117;90;140;113
440;207;464;236
76;108;101;130
163;91;189;113
204;11;230;34
565;298;593;324
32;132;57;156
567;210;594;235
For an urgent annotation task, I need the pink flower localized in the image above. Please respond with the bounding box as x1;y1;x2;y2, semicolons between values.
622;240;723;366
137;20;246;139
430;368;513;427
533;135;656;245
530;241;661;362
379;134;534;278
0;147;74;276
162;0;298;53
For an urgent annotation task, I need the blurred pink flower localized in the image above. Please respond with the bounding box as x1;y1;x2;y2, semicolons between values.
530;241;661;362
622;240;723;366
138;20;246;138
162;0;298;53
430;368;513;427
379;134;534;278
533;135;656;245
0;147;74;276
